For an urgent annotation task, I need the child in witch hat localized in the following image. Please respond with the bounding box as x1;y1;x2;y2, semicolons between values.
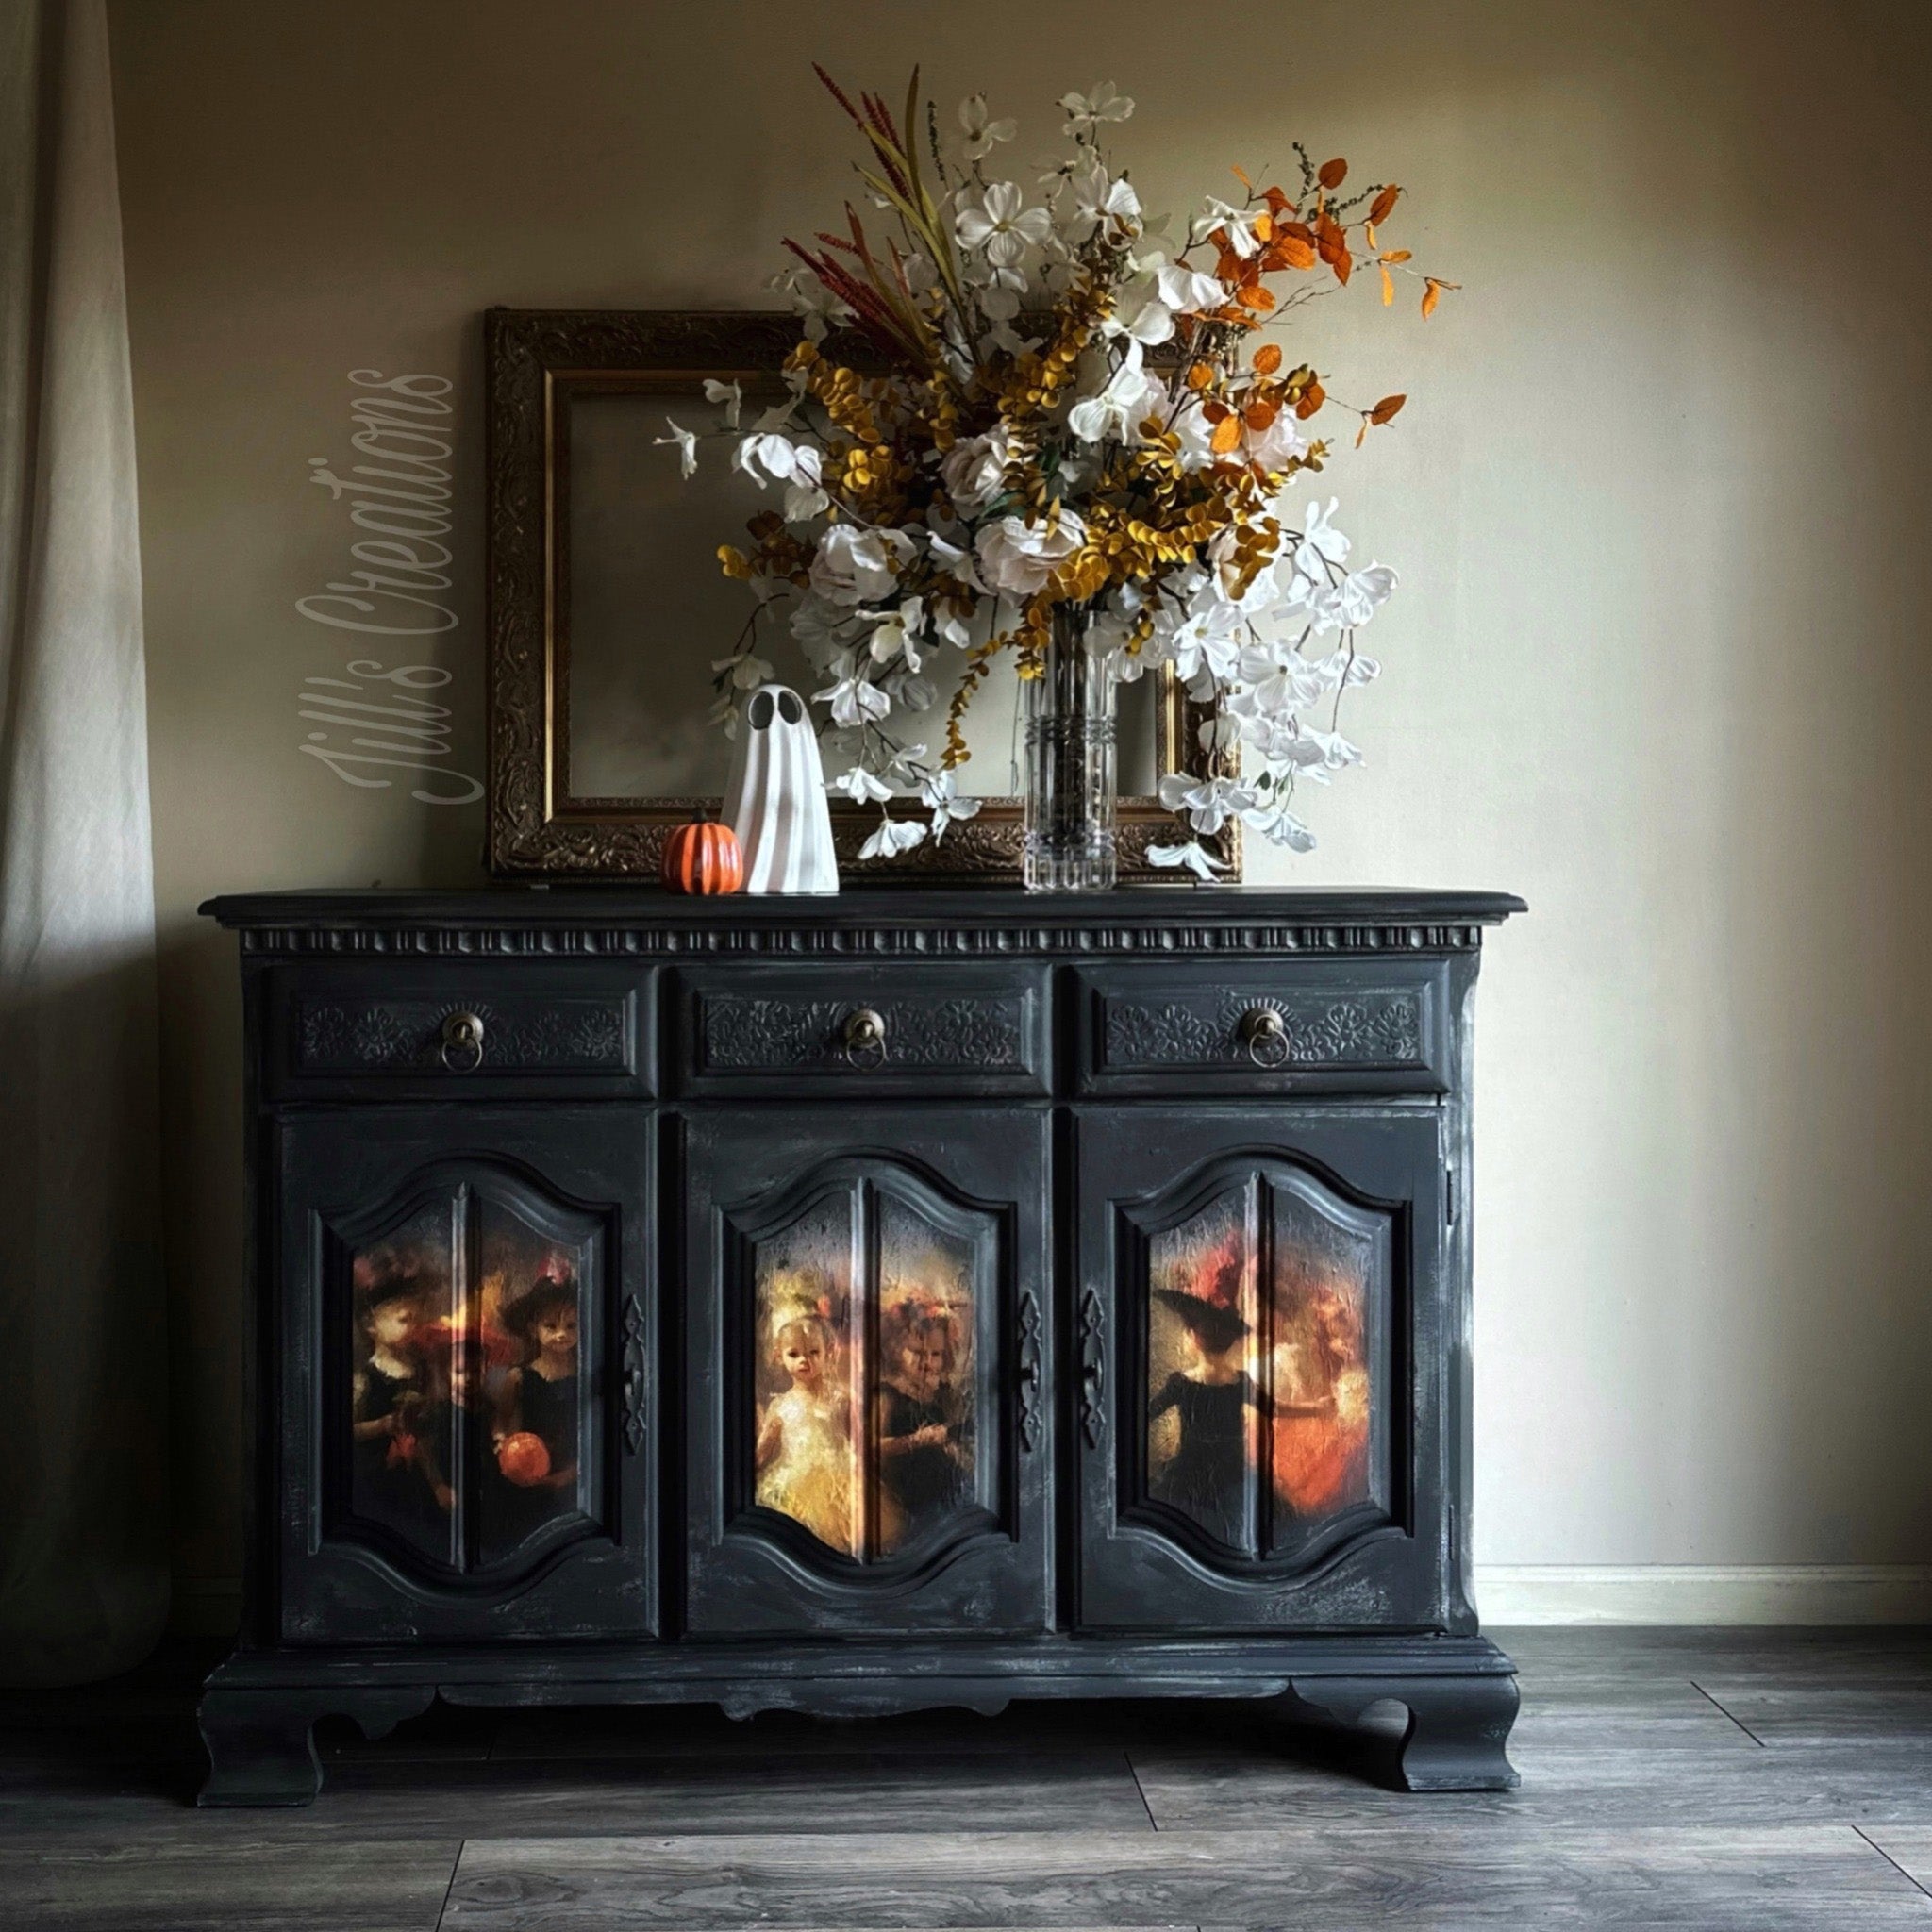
1148;1236;1264;1551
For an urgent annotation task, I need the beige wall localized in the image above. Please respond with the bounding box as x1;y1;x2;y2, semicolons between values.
105;0;1932;1624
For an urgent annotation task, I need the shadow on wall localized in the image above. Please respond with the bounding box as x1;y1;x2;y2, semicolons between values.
0;943;171;1681
152;916;250;1640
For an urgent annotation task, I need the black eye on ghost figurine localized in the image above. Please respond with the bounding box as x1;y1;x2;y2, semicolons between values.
777;689;804;725
749;691;775;731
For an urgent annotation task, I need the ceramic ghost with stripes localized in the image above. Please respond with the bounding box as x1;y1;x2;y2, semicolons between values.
722;684;840;894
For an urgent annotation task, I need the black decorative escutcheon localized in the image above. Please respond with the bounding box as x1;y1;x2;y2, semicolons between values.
1079;1287;1107;1449
1016;1291;1043;1452
620;1293;646;1454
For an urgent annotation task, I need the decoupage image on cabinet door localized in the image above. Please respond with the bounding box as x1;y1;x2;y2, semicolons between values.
1145;1181;1379;1560
343;1200;594;1574
752;1192;978;1563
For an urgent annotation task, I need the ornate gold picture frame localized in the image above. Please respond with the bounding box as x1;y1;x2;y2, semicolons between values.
484;308;1241;881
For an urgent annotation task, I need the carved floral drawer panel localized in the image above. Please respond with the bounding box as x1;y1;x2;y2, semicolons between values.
1076;961;1451;1095
267;966;652;1100
675;965;1049;1097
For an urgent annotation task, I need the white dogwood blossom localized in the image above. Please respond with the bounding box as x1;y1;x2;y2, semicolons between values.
1059;81;1134;138
958;93;1017;160
858;811;928;859
955;181;1054;268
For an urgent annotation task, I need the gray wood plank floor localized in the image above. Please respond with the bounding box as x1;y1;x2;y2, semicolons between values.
4;1629;1930;1929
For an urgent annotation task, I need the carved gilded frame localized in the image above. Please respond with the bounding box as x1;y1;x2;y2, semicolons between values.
484;308;1241;881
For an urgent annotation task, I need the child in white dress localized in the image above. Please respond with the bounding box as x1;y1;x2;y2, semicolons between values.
755;1314;854;1555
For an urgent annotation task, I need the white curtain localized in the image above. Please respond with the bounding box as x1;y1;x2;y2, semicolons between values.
0;0;167;1683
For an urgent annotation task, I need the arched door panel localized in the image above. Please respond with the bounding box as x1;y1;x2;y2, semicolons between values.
277;1108;654;1643
1079;1108;1444;1633
686;1109;1049;1637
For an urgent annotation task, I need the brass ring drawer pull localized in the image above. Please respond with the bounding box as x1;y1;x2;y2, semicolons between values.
1238;1005;1289;1069
841;1007;889;1069
440;1011;486;1072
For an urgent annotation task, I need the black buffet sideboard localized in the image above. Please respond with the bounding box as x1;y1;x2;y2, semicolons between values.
197;886;1525;1804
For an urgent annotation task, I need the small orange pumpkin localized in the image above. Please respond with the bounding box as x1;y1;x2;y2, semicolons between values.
661;818;743;895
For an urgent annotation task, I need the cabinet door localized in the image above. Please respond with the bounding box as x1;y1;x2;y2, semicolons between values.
1077;1107;1445;1631
684;1108;1050;1636
275;1108;653;1642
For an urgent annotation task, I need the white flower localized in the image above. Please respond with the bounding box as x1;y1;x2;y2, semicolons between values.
1301;496;1352;569
830;765;892;803
1155;260;1226;314
1060;82;1134;138
784;480;829;523
869;598;925;672
1201;197;1262;258
941;428;1019;513
1105;274;1177;347
1197;711;1244;755
1241;799;1318;852
1249;409;1310;474
1148;840;1225;881
1068;340;1166;445
956;181;1054;269
702;379;742;429
1234;703;1306;764
1165;597;1245;687
981;317;1040;358
654;419;697;477
1310;646;1381;689
887;668;938;711
1300;726;1364;773
958;93;1016;161
1324;563;1398;629
1060;153;1141;242
1286;495;1352;603
975;509;1088;597
735;433;818;489
789;595;860;669
811;657;892;728
858;810;928;860
974;275;1025;321
921;770;983;842
925;529;985;596
1158;772;1258;835
1168;397;1218;472
711;651;774;691
768;265;846;341
808;523;915;606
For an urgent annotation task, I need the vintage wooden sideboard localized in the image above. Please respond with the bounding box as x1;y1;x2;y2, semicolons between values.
196;885;1524;1804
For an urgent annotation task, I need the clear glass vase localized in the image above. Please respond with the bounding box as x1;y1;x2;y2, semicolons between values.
1023;608;1118;891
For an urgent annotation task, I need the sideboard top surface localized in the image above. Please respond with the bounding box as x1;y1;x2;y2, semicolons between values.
203;886;1525;959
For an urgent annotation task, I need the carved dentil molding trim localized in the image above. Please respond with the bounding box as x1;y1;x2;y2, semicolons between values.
243;923;1490;958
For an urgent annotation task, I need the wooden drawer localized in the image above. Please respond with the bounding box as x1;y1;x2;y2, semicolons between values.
267;965;652;1099
675;966;1049;1097
1076;960;1451;1095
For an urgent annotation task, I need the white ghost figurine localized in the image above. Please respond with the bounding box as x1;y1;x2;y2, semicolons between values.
721;684;840;894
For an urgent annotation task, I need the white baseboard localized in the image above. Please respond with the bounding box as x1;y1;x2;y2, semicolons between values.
168;1565;1932;1638
1477;1564;1932;1625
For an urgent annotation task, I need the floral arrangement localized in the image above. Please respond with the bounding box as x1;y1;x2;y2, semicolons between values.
659;70;1452;872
